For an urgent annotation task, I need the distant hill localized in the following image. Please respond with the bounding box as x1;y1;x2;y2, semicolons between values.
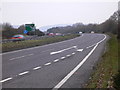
12;25;20;29
47;11;118;34
39;24;72;32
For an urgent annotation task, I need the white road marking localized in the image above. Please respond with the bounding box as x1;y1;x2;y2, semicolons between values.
86;44;96;49
77;49;83;52
61;57;66;59
86;34;107;49
44;62;51;66
0;77;12;83
9;54;34;61
33;66;41;70
53;59;59;62
18;71;29;76
66;54;71;57
72;52;75;55
52;43;99;89
53;35;107;89
97;34;106;44
1;35;81;56
50;46;77;55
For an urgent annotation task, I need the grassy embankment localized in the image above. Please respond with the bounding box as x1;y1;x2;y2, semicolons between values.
2;34;79;52
85;34;118;88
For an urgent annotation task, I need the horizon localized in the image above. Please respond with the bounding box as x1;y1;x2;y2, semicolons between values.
1;1;118;30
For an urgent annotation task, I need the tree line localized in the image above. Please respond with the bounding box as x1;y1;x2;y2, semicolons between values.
47;11;119;38
1;23;45;39
1;11;119;39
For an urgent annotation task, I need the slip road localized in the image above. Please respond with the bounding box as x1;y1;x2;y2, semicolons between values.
1;34;107;88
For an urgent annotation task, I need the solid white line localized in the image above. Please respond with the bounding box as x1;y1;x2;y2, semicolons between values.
18;71;29;76
54;59;59;62
9;53;34;61
86;34;107;49
97;34;106;44
44;62;51;66
52;43;99;89
60;57;66;59
33;66;41;70
0;77;12;83
50;46;77;55
53;35;106;89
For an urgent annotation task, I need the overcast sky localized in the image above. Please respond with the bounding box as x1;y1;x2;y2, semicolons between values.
1;0;118;28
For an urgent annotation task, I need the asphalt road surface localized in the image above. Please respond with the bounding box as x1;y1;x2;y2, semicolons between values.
1;34;108;88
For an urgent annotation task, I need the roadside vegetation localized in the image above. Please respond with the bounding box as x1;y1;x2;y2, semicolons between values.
85;33;118;88
2;34;79;52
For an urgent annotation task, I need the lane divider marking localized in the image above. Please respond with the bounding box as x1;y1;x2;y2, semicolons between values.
0;77;12;83
66;54;71;57
86;44;96;49
61;57;66;59
18;71;29;76
72;52;75;55
53;43;99;89
44;62;51;66
52;34;107;89
33;66;41;70
2;52;76;83
86;34;107;49
54;59;59;62
9;54;34;61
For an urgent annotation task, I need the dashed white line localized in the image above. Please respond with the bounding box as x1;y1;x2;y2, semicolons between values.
18;71;29;76
53;59;59;62
44;62;51;66
10;56;24;60
66;54;71;57
77;49;83;52
61;57;66;59
9;54;34;61
33;66;41;70
0;77;12;83
86;34;107;49
52;43;99;89
72;52;75;55
86;44;96;49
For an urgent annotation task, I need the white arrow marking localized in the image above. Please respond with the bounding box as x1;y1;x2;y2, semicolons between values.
52;43;99;90
77;49;83;52
50;46;79;55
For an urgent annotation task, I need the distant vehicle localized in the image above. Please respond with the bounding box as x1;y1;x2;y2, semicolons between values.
11;35;25;41
79;32;83;35
48;33;55;36
55;33;62;36
91;31;94;33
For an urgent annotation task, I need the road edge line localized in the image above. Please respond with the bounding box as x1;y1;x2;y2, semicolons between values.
52;34;106;89
52;43;99;89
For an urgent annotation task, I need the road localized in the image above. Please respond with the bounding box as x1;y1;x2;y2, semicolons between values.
1;34;108;88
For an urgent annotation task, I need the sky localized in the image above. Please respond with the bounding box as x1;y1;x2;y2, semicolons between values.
1;0;118;29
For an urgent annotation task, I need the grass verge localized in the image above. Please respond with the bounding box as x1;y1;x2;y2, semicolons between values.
85;34;118;88
2;34;79;53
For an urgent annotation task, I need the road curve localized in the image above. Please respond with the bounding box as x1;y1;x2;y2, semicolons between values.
1;33;108;88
